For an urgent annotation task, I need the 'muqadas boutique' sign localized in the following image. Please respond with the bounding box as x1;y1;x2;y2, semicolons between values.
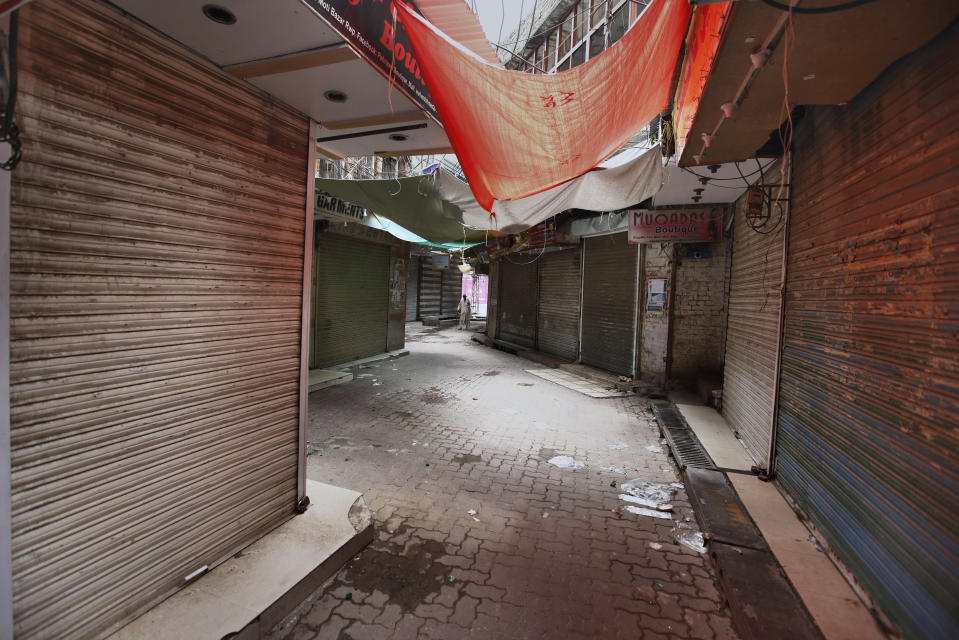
628;208;723;244
301;0;438;121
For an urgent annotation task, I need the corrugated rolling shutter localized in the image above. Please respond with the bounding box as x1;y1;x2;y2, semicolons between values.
580;233;638;376
497;258;537;347
441;267;462;317
419;259;442;317
722;184;785;466
536;248;581;360
8;1;307;637
406;256;419;321
311;235;388;368
777;28;959;640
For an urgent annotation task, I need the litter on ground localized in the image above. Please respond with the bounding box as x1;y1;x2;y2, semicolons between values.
547;455;585;470
645;444;663;453
607;442;629;450
624;505;672;520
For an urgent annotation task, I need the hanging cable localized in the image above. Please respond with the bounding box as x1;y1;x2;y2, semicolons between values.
0;10;22;171
759;0;877;15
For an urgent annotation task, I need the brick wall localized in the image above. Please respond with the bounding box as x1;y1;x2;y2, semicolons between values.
669;239;731;384
639;243;672;385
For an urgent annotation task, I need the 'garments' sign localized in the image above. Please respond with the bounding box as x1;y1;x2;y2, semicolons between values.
316;191;365;221
301;0;438;121
628;209;723;243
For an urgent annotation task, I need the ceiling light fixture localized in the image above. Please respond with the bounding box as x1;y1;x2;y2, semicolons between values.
323;90;348;103
202;4;236;25
388;134;408;142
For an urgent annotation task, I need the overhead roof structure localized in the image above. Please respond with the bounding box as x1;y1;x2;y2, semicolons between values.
316;145;665;244
395;0;690;210
676;0;959;166
112;0;456;159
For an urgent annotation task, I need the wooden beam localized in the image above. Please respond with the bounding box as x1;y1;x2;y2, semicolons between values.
314;143;343;160
322;111;427;131
375;146;454;157
225;44;357;79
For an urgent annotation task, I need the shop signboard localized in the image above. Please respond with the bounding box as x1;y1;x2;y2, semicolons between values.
628;208;723;243
301;0;439;121
315;191;366;221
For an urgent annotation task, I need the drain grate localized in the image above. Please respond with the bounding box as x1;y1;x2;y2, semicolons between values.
652;402;716;470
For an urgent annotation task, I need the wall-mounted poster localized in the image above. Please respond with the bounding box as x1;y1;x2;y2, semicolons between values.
647;278;668;315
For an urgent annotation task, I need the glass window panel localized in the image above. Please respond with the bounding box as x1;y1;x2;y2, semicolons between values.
590;0;605;28
558;15;571;59
589;27;605;58
573;2;586;43
609;4;628;45
571;43;586;68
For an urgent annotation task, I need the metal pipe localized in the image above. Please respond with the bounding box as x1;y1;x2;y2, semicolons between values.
297;120;318;504
765;155;792;479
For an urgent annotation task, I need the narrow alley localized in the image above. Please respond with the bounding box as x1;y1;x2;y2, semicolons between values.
275;324;737;640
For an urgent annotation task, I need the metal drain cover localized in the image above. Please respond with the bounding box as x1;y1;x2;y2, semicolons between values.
651;402;716;470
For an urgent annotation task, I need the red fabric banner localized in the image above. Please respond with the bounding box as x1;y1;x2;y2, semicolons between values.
395;0;691;210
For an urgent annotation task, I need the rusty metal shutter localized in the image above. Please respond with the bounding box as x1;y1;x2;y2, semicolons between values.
406;255;419;321
497;258;537;347
418;259;442;318
8;2;307;638
536;248;581;360
776;29;959;640
722;194;785;466
441;267;462;317
580;233;638;376
311;235;389;368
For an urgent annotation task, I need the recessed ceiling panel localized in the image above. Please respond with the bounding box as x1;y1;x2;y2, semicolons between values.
112;0;340;66
248;58;420;125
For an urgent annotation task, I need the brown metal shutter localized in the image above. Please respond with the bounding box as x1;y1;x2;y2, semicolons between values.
8;2;307;638
580;233;638;376
776;29;959;640
722;193;785;466
536;248;581;360
441;267;462;317
418;259;442;317
311;235;389;368
497;258;537;347
405;255;419;321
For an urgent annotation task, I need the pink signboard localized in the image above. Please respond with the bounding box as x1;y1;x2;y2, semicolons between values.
628;209;723;244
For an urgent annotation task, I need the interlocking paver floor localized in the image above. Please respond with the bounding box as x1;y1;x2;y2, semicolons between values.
274;323;739;640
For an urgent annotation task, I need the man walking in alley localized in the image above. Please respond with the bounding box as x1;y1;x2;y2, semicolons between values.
457;294;471;330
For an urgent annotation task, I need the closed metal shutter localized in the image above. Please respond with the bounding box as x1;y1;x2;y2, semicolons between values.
441;267;462;317
776;30;959;640
311;235;389;368
536;249;581;360
580;233;638;376
722;190;785;466
418;259;442;318
9;1;307;637
406;256;419;321
497;258;537;347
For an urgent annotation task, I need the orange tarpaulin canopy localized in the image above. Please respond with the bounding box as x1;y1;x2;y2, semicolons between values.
395;0;691;211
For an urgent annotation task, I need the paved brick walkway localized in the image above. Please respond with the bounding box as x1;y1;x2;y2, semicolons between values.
274;324;738;640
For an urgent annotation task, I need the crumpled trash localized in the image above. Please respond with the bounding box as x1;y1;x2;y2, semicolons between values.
649;542;663;550
547;455;585;470
467;509;477;516
620;479;679;505
672;521;707;553
645;444;663;453
624;505;672;520
607;466;627;474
